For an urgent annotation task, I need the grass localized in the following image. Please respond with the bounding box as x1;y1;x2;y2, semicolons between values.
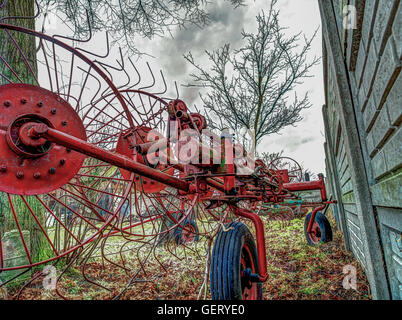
5;209;371;300
261;212;371;300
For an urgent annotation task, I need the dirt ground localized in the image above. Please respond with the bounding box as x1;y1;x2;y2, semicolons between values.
6;211;371;300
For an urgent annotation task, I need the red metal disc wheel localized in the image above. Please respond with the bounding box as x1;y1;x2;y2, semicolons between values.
115;89;177;194
0;84;87;195
240;242;260;300
109;89;195;238
307;220;321;244
268;156;303;182
174;221;198;245
210;221;262;300
116;125;174;194
304;211;333;246
112;89;235;240
0;23;136;280
181;225;196;243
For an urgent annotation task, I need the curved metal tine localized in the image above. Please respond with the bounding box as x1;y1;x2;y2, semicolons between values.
39;41;79;103
40;46;77;103
16;263;54;299
138;62;156;91
151;243;168;273
37;39;55;91
151;69;168;96
83;93;130;132
175;81;180;99
0;0;40;23
0;53;23;83
51;42;64;96
75;67;130;131
127;57;141;89
137;93;157;129
77;67;107;118
162;81;181;102
6;194;32;265
54;248;84;299
58;89;80;106
112;241;154;300
76;65;102;112
115;60;131;90
64;52;76;102
80;237;114;293
95;47;125;72
124;92;156;117
118;240;136;271
53;10;92;43
95;48;127;94
76;32;111;59
54;51;82;101
53;48;88;104
99;233;130;274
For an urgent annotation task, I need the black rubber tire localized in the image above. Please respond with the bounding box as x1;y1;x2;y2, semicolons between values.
210;222;263;300
304;211;333;246
174;219;199;245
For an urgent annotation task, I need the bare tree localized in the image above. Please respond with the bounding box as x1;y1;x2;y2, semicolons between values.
259;150;284;166
184;0;319;152
36;0;245;55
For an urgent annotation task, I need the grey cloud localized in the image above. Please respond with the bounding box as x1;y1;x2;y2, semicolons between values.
155;0;248;80
181;87;200;107
275;134;316;152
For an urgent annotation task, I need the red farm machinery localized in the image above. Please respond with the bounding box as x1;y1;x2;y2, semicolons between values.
0;20;336;300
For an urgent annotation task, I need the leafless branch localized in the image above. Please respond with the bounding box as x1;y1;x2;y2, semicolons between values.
184;0;320;151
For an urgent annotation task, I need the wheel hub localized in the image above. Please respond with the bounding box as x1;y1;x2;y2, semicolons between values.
116;126;174;193
181;225;196;243
0;84;87;195
309;221;322;243
7;114;53;157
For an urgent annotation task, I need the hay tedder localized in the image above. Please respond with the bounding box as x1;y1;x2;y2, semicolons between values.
0;18;336;300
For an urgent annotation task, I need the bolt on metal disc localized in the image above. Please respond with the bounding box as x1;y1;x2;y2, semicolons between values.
0;84;87;195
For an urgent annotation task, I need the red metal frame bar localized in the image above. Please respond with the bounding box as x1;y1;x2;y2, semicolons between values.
24;110;333;284
307;204;326;233
29;123;191;192
232;205;268;282
283;175;327;201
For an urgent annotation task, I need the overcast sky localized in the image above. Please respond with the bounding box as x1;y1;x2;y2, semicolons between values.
143;0;327;175
44;0;326;175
